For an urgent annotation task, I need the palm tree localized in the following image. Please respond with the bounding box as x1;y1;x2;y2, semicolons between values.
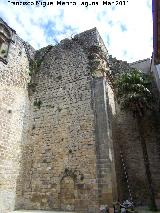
114;68;157;210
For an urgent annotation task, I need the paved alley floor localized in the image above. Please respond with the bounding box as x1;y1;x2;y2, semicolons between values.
9;211;75;213
9;208;160;213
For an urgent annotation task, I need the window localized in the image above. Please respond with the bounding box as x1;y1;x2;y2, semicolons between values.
0;23;11;63
0;24;11;38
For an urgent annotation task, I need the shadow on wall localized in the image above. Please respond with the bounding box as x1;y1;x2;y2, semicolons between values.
111;99;160;206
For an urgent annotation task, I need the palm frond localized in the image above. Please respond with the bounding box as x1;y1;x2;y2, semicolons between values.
115;69;155;117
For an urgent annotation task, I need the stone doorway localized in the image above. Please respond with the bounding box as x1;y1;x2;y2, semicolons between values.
60;176;76;211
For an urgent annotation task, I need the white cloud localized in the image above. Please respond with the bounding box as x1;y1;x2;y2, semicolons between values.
0;0;153;62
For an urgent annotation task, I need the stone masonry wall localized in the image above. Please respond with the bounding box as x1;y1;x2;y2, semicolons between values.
113;107;160;205
16;28;115;212
0;33;31;212
92;77;115;206
109;57;160;206
106;83;117;201
1;21;160;212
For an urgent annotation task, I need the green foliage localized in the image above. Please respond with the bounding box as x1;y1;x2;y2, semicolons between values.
89;68;96;77
28;58;42;94
149;203;158;211
88;45;105;77
89;45;102;54
80;174;84;181
115;69;158;210
28;82;37;92
29;58;43;76
115;69;155;117
33;99;42;109
0;49;7;58
1;49;6;54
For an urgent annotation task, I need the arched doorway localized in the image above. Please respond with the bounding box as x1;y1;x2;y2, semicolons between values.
60;176;76;211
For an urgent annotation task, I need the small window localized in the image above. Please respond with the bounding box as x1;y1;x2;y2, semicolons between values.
0;23;11;63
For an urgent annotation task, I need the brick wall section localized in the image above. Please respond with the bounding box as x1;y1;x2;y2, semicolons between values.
0;34;31;213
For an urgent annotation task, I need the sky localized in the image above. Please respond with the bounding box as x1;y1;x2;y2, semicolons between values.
0;0;153;62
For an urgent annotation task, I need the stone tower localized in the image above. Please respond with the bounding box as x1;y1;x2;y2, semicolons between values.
0;18;31;212
1;18;160;213
0;18;117;213
15;28;117;212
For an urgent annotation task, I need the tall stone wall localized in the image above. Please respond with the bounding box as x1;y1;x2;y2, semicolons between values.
16;28;115;212
1;20;160;212
130;58;151;73
0;32;31;212
113;107;160;205
109;57;160;206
